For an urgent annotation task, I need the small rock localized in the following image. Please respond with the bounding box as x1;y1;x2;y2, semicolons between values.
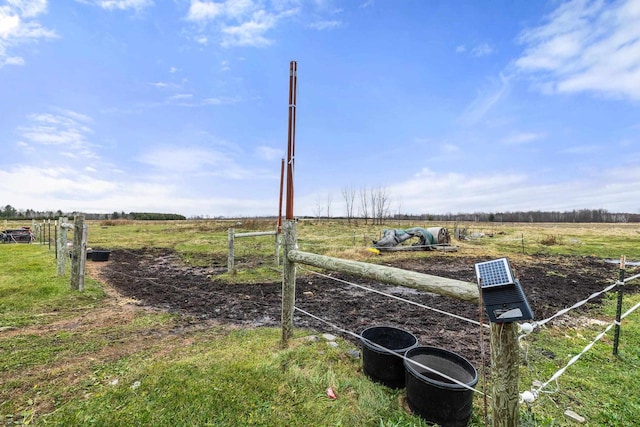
564;409;586;424
302;335;319;342
322;333;337;341
347;349;361;359
303;291;313;296
327;341;339;348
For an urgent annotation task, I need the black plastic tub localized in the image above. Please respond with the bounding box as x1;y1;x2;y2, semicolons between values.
360;326;418;388
91;250;111;262
404;346;478;427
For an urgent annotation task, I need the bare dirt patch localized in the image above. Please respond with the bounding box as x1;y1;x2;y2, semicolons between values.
96;248;639;367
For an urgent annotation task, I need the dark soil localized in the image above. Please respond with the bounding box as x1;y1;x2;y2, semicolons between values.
98;248;638;366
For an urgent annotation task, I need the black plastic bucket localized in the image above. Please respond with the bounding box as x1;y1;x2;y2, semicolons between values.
91;250;111;262
360;326;418;388
404;346;478;427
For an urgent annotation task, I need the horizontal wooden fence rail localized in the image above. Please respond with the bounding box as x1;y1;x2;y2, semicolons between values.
227;227;280;274
287;249;479;302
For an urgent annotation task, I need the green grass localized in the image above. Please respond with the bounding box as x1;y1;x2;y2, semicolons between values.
519;292;640;425
40;329;428;427
2;220;640;426
0;245;105;328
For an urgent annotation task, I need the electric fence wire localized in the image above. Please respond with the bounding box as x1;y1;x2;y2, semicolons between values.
293;306;486;396
522;299;640;403
518;281;620;339
299;266;488;328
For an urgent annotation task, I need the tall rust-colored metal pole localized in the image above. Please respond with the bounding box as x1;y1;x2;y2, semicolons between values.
285;60;297;220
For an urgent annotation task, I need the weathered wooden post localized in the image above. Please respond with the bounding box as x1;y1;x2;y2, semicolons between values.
56;217;69;276
281;220;297;346
70;215;88;291
491;322;519;426
227;228;235;275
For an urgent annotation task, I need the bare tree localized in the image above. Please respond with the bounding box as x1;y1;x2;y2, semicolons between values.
313;195;323;223
369;188;378;225
371;185;390;225
342;185;356;224
359;186;370;225
326;192;333;219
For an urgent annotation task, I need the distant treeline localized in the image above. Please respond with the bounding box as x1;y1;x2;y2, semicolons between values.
0;204;637;223
387;209;636;223
0;205;185;221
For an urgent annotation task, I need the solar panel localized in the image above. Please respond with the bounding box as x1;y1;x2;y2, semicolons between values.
474;258;515;288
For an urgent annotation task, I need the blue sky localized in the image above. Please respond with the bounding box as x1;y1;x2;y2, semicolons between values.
1;0;639;218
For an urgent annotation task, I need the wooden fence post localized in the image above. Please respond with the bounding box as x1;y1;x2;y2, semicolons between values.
281;220;297;346
491;322;519;427
56;217;68;276
70;215;87;291
227;228;235;275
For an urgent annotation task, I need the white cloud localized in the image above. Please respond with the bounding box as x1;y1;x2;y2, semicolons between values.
6;0;48;18
308;19;341;30
560;144;602;154
441;143;460;153
0;1;56;67
221;10;278;47
455;42;493;57
185;0;299;48
0;11;21;38
91;0;154;11
381;165;640;215
16;110;100;164
515;0;640;101
2;55;24;66
501;132;545;145
138;144;260;180
256;145;282;161
458;73;511;125
186;0;224;21
471;43;493;57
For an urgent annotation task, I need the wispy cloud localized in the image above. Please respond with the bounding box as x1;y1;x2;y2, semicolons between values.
455;42;494;57
308;19;341;30
515;0;640;101
185;0;301;48
471;43;494;57
255;145;282;161
221;10;279;47
501;132;545;145
17;110;99;161
0;0;57;67
560;144;602;154
80;0;154;12
138;144;262;180
458;73;511;125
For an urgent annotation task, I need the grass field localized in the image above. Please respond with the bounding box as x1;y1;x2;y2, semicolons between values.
1;219;639;426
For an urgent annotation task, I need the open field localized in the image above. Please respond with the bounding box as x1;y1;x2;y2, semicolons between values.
1;219;640;426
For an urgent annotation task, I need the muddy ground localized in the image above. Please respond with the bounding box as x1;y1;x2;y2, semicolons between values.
98;248;638;367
